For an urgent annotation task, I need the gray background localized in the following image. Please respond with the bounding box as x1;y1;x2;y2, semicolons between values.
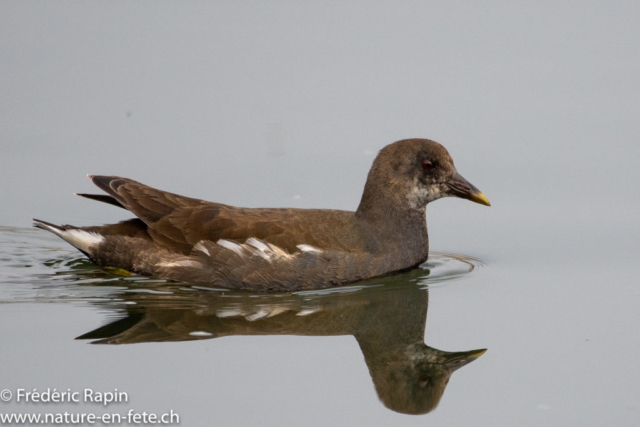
1;1;639;426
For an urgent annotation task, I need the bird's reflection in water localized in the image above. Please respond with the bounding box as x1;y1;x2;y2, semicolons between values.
77;268;486;415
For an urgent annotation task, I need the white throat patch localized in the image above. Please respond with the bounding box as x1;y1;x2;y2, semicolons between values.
407;183;447;208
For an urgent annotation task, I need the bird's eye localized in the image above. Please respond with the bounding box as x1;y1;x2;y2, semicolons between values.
422;160;434;171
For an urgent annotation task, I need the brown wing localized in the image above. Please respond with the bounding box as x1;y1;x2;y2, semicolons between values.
89;175;205;223
89;175;365;254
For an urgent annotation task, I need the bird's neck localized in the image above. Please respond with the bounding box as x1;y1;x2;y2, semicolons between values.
356;193;429;263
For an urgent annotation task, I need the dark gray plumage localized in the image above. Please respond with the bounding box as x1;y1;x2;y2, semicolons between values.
34;138;489;291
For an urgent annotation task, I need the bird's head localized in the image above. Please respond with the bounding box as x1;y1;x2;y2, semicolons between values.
358;139;490;219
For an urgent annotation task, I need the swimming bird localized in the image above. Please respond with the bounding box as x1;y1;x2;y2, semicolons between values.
34;138;489;291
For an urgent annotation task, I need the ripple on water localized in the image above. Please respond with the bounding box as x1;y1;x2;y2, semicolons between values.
424;251;483;286
0;227;484;307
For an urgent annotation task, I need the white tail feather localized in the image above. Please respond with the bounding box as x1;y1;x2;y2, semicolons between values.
34;220;104;253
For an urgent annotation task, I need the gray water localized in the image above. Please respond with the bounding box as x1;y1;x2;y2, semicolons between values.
1;2;639;426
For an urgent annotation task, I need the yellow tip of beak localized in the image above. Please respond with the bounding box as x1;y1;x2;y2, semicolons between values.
470;192;491;206
471;348;488;359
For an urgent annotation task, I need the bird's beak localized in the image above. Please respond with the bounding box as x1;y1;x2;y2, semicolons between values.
443;348;487;372
446;173;491;206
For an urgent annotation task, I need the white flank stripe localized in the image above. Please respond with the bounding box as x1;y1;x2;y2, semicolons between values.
189;331;213;337
297;244;322;253
216;309;243;318
267;242;291;259
265;306;289;317
217;239;246;257
244;238;272;260
297;308;320;316
193;241;210;256
245;309;269;321
157;260;201;268
246;237;269;252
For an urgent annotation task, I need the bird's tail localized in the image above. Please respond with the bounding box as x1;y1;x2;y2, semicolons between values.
33;218;104;255
33;218;68;236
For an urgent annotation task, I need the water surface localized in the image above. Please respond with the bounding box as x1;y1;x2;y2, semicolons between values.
1;227;489;420
2;2;640;426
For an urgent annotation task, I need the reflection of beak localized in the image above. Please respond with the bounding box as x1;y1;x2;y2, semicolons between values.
444;348;487;372
446;173;491;206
